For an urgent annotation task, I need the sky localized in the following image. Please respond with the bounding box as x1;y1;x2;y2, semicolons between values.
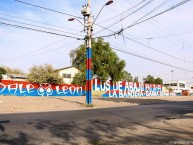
0;0;193;86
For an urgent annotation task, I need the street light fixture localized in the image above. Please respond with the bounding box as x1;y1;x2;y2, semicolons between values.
106;0;113;5
92;0;113;26
68;18;84;26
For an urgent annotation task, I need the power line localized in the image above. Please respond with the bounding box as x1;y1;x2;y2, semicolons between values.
15;0;82;19
125;0;191;31
92;1;193;65
15;39;67;57
0;17;84;37
104;0;192;54
0;30;63;37
94;0;154;35
123;35;193;65
0;12;81;32
97;0;190;38
111;46;193;73
0;40;77;61
93;26;193;65
109;0;154;26
0;21;83;40
130;0;171;26
98;0;146;23
133;30;193;39
122;1;193;53
101;33;193;65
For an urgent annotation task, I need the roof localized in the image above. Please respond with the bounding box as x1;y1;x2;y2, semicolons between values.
163;80;186;84
8;74;27;79
55;66;80;71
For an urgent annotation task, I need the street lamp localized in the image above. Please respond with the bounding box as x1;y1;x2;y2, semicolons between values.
192;77;193;87
106;0;113;5
92;0;114;26
68;18;84;26
171;70;174;88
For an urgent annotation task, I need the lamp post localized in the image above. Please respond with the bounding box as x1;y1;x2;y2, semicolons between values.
171;70;174;88
69;0;113;105
146;38;153;46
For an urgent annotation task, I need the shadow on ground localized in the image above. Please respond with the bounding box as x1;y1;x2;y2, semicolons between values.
32;118;193;145
0;132;32;145
0;101;192;145
0;120;10;132
97;97;171;105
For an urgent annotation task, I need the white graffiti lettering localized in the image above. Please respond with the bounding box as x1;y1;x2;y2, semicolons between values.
0;82;84;96
93;79;171;97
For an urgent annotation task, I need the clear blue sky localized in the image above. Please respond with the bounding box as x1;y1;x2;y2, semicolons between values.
0;0;193;86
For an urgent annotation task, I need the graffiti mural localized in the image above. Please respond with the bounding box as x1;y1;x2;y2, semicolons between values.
0;80;85;96
93;79;170;98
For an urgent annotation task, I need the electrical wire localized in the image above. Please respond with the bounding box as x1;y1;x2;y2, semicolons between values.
133;30;193;39
97;0;190;38
102;33;193;65
122;1;193;53
15;0;82;19
125;0;191;31
15;39;67;57
0;40;77;61
94;25;193;65
111;46;193;73
0;12;81;32
123;35;193;65
94;0;154;35
92;1;193;65
98;0;146;23
130;0;171;26
0;21;83;40
0;17;84;37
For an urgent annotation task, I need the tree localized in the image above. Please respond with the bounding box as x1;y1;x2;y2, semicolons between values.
70;38;126;85
143;75;155;84
27;64;63;84
133;76;139;82
122;70;133;82
0;67;7;80
154;77;163;85
3;66;25;74
143;74;163;84
71;72;86;86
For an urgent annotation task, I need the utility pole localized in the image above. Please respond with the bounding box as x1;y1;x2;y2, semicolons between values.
79;0;113;105
81;0;92;105
86;0;92;105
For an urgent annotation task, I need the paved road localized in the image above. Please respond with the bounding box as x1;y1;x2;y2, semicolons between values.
0;99;193;145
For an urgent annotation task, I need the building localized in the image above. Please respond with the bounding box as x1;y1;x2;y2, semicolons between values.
163;80;186;95
2;74;27;81
55;66;80;84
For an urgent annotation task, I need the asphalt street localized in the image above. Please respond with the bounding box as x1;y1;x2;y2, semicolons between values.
0;99;193;145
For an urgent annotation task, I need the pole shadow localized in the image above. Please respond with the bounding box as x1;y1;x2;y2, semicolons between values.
0;120;10;132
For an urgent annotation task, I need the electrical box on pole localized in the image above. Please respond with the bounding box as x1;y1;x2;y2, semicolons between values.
81;5;90;17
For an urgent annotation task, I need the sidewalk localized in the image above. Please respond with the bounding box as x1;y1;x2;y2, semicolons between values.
0;96;192;114
0;96;136;114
